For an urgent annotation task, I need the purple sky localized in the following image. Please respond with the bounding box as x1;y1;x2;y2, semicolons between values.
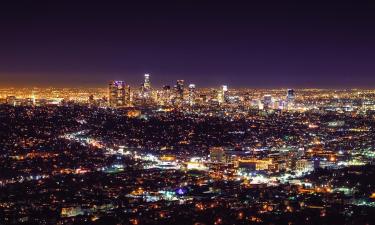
0;1;375;88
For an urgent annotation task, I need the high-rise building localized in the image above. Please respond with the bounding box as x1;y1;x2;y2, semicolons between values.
108;81;129;107
218;85;228;103
141;74;152;99
174;80;184;104
125;85;131;106
287;89;295;102
222;85;228;103
188;84;196;106
143;74;151;90
263;94;272;109
285;89;296;110
161;85;172;105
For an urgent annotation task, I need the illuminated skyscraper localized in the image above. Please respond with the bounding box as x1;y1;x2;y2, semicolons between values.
143;74;151;90
161;85;172;105
188;84;196;106
174;80;184;104
222;85;228;102
141;73;152;100
125;84;131;106
108;81;129;107
218;85;228;103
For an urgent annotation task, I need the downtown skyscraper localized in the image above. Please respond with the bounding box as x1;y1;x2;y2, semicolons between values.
108;81;130;107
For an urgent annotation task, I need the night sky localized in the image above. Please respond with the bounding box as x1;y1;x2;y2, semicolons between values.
1;1;375;88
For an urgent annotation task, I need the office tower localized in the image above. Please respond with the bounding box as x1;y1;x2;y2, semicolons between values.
175;80;184;103
218;85;228;103
143;74;151;90
222;85;228;103
125;85;131;106
287;89;295;102
161;85;171;105
188;84;196;106
263;94;272;109
285;89;296;110
141;73;151;99
108;81;128;107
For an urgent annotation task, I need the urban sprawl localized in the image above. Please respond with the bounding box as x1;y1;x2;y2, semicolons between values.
1;74;375;224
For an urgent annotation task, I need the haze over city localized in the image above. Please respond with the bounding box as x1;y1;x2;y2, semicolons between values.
1;1;375;88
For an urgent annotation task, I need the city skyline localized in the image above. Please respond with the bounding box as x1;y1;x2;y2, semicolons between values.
2;72;375;89
1;1;375;88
